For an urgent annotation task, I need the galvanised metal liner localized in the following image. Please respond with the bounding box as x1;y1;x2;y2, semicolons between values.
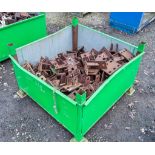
0;13;47;62
10;22;145;141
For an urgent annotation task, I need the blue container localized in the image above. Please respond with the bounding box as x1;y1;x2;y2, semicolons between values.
109;12;155;34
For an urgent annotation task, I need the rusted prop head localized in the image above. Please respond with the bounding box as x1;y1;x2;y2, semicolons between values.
84;62;99;75
102;59;122;75
119;49;134;61
23;62;35;74
62;83;82;93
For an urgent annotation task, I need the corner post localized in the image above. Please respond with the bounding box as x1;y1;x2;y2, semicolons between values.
137;42;146;53
70;91;87;142
72;17;78;51
127;42;146;96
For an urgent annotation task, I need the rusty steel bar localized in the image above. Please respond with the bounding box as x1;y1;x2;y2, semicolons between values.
72;17;78;51
72;25;78;51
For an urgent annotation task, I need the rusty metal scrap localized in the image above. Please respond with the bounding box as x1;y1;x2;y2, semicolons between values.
119;49;134;61
23;44;135;101
23;62;35;75
0;12;37;27
68;91;77;100
62;83;82;93
40;75;46;81
109;43;119;53
81;52;93;62
84;62;99;75
102;59;122;75
113;53;125;62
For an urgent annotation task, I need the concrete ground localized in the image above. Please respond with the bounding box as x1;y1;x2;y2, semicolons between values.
0;13;155;142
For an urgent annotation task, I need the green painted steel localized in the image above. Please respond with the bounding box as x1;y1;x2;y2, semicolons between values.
0;13;47;62
10;24;145;141
72;17;79;27
10;56;78;135
81;52;144;135
138;42;146;53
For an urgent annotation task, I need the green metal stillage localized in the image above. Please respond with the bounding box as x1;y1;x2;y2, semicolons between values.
10;19;145;141
0;13;47;62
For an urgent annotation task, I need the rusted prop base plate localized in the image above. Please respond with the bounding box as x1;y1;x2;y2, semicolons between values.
17;90;27;98
70;137;88;142
119;49;134;61
127;86;135;96
102;60;121;75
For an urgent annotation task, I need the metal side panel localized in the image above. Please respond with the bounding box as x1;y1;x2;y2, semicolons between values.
0;13;46;62
110;13;143;30
16;25;72;65
10;56;78;137
78;24;137;55
82;53;144;135
109;12;144;34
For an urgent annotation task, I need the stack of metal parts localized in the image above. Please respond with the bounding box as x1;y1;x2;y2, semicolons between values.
0;12;38;27
23;43;134;100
